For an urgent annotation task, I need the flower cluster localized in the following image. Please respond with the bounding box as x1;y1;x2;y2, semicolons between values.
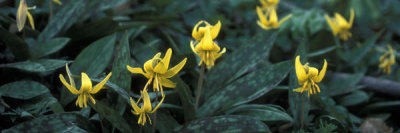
191;20;226;69
256;0;292;30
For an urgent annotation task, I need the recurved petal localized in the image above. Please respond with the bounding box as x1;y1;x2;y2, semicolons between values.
190;41;198;54
154;61;168;74
150;94;165;113
26;11;35;30
52;0;62;5
324;15;338;35
59;74;79;94
144;59;154;73
161;48;172;68
90;72;112;94
130;97;142;114
257;21;271;30
161;78;176;88
142;89;152;112
211;21;221;39
313;59;327;83
162;58;187;78
256;6;267;25
66;64;76;89
80;73;92;92
278;14;292;26
349;8;355;27
269;9;278;24
295;56;308;84
192;20;205;41
89;95;96;104
16;0;27;31
334;13;348;27
127;65;149;78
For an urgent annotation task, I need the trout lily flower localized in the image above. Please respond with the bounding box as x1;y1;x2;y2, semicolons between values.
294;56;327;96
59;65;112;108
192;20;221;42
325;9;355;41
379;45;396;74
191;27;226;69
127;48;187;95
259;0;279;10
16;0;35;31
130;89;165;126
52;0;62;5
256;7;292;30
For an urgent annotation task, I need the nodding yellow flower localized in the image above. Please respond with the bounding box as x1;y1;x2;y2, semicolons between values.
379;45;396;74
52;0;62;5
127;48;187;95
191;27;226;69
324;9;355;41
192;20;221;42
16;0;35;31
130;89;165;126
256;7;292;30
293;56;327;96
59;65;112;108
259;0;279;10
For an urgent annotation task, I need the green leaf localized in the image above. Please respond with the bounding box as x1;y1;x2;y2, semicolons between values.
307;46;337;58
31;38;70;59
0;27;30;60
176;115;271;133
361;101;400;114
326;73;364;96
2;113;97;133
109;31;131;115
204;30;278;100
38;0;86;41
172;76;195;121
2;59;72;73
225;104;293;124
340;30;383;65
338;90;369;106
19;93;64;114
0;81;49;99
61;34;116;105
90;101;133;133
197;60;291;117
156;110;181;133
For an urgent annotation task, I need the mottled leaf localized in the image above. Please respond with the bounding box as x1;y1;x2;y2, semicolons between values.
61;34;116;105
197;61;291;117
338;90;369;106
172;76;195;121
225;104;293;124
2;59;71;73
176;115;270;133
0;27;30;60
203;30;278;99
156;110;181;133
31;38;70;59
0;81;49;99
90;100;133;133
326;73;364;96
2;113;97;133
38;0;86;41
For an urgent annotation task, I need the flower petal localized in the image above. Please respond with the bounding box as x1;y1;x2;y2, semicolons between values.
161;48;172;68
59;74;79;94
26;10;35;30
80;73;92;92
349;8;355;27
16;0;27;31
324;15;338;35
90;72;112;94
313;59;327;83
295;56;308;84
142;89;152;112
278;14;292;26
127;65;150;78
150;94;165;113
130;97;142;114
161;78;176;88
210;21;221;39
89;94;96;105
66;64;76;88
162;58;187;78
192;20;205;41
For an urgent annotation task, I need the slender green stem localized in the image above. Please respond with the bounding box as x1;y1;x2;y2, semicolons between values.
300;94;305;130
195;64;206;111
152;76;160;133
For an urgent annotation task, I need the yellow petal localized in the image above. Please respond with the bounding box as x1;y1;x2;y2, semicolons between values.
52;0;62;5
162;48;172;68
142;89;152;112
154;61;167;74
256;6;267;25
89;94;96;104
80;73;92;92
210;21;221;39
90;72;112;94
126;65;150;78
144;59;154;73
334;13;348;27
66;64;76;89
293;87;305;93
190;41;198;54
83;94;87;108
26;10;35;30
349;8;355;27
192;20;205;41
307;67;319;78
146;114;152;125
269;9;278;24
324;15;338;35
295;56;307;84
313;59;327;83
160;78;176;88
278;14;292;26
162;58;187;78
150;94;165;113
59;74;79;94
16;0;27;31
78;95;83;108
130;97;142;114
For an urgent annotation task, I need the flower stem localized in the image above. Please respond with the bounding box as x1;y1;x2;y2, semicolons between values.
152;86;159;133
300;93;305;130
195;64;206;111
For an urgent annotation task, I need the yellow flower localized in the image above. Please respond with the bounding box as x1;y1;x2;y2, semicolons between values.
59;64;112;108
293;56;327;96
191;27;226;69
259;0;279;10
130;89;164;126
256;7;292;30
52;0;62;5
324;9;355;41
379;45;396;74
16;0;35;31
127;48;187;95
192;20;221;42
